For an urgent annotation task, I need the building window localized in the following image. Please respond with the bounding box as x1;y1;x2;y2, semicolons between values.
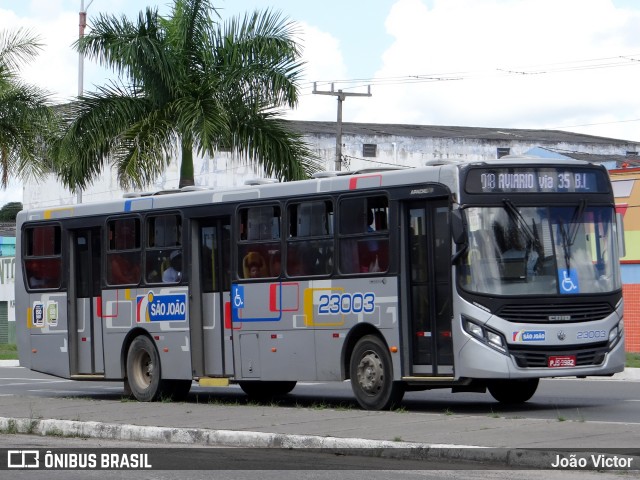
497;147;510;159
626;151;638;156
363;144;377;157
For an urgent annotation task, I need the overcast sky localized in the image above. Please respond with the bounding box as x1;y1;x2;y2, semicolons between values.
3;0;640;204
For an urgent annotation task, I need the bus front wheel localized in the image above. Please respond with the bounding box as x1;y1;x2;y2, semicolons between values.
126;335;162;402
488;378;539;404
349;335;404;410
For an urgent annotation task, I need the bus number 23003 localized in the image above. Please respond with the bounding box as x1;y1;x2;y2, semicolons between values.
318;292;375;315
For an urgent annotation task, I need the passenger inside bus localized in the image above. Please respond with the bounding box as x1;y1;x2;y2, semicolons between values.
26;258;61;289
108;220;141;285
243;251;268;278
110;253;140;285
162;250;182;283
359;209;387;273
270;252;281;277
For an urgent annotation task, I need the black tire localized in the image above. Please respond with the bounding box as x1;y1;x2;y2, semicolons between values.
488;378;539;404
126;335;163;402
349;335;404;410
239;381;297;400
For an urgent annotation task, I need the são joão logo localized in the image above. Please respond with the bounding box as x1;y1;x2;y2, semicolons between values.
136;292;188;322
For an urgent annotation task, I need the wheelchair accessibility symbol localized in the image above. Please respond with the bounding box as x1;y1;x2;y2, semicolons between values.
232;285;245;308
558;268;579;294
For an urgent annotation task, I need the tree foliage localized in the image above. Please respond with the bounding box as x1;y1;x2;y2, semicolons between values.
0;29;57;189
0;201;22;221
53;0;320;190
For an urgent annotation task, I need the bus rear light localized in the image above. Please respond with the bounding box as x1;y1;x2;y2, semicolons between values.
163;347;169;353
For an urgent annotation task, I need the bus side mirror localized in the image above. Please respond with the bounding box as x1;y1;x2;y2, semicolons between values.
451;208;466;245
616;212;626;258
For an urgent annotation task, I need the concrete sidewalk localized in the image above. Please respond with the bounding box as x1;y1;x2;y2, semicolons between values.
0;363;638;469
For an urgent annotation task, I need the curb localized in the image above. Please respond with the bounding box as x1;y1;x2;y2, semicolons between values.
0;416;625;469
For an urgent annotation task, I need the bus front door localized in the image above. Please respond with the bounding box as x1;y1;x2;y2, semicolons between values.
405;200;453;376
68;227;104;376
190;218;233;378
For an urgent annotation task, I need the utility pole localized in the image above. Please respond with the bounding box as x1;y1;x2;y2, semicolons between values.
76;0;93;204
313;83;371;171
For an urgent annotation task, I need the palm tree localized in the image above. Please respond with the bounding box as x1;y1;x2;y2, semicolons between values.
53;0;320;191
0;29;56;189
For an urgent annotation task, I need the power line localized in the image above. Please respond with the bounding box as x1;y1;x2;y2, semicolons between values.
302;52;640;93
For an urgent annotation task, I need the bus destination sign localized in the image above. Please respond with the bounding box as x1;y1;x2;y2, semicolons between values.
465;168;608;194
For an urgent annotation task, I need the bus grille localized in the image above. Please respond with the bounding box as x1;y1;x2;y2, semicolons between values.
509;343;608;368
497;303;613;323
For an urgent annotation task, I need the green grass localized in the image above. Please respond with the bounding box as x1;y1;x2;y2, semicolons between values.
0;344;17;360
627;352;640;368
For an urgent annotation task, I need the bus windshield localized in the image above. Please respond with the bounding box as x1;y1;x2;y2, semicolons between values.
459;204;621;296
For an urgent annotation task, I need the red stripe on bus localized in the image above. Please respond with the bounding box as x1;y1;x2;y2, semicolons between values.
224;301;231;329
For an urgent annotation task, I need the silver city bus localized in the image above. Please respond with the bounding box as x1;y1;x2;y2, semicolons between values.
15;156;625;410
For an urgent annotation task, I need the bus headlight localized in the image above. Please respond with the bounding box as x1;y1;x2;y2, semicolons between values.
486;331;505;350
609;320;624;348
462;316;507;354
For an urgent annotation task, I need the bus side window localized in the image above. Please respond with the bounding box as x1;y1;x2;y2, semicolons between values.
286;200;333;277
338;196;389;274
238;206;280;280
145;214;182;284
106;218;141;286
24;225;62;290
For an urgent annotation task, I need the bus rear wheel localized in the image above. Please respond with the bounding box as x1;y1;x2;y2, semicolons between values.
349;335;404;410
126;335;163;402
488;378;539;404
239;381;297;400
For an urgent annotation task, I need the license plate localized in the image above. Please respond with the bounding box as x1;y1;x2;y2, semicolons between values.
548;355;576;368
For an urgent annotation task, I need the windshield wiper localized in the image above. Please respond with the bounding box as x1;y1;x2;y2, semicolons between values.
568;199;587;247
502;200;541;249
558;200;588;270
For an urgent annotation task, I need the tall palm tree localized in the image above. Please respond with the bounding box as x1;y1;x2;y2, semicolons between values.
53;0;320;191
0;29;56;189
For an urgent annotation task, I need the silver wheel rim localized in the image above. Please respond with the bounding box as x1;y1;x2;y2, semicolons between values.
132;349;153;389
356;349;384;396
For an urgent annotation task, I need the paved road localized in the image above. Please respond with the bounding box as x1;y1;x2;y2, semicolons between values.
0;362;638;472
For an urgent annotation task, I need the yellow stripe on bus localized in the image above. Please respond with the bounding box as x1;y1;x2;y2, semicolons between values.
303;287;346;327
43;207;75;219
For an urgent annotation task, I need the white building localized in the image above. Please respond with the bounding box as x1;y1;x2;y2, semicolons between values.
24;120;640;207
